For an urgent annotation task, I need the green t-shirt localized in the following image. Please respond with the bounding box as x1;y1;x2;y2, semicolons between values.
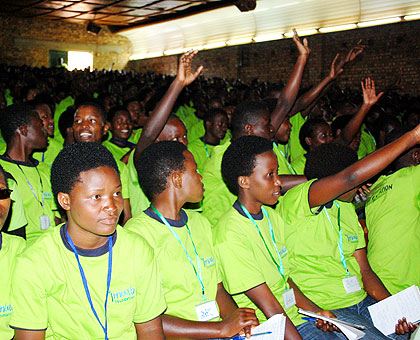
126;209;220;321
128;129;142;144
280;180;367;310
202;140;295;225
289;113;307;163
273;142;296;175
291;154;306;176
126;152;150;216
0;139;6;155
213;204;304;325
33;137;63;168
0;233;25;340
188;120;205;143
53;96;75;144
5;89;13;106
365;165;420;295
103;139;132;163
201;142;235;226
5;179;28;232
0;157;58;244
10;225;166;339
175;104;199;132
188;138;215;174
357;125;376;159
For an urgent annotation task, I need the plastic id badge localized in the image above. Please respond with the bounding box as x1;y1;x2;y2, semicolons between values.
282;288;296;310
342;276;361;294
195;300;220;321
39;215;51;230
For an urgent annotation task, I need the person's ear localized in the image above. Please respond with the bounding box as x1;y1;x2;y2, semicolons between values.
18;125;28;137
304;136;312;147
244;124;254;135
238;176;250;190
170;171;183;189
103;122;110;136
205;120;212;130
57;192;71;211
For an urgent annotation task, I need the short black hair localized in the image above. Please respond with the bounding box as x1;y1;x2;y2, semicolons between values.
0;164;8;188
0;103;37;143
331;115;353;137
231;101;267;138
135;141;187;200
51;142;119;199
304;142;358;180
299;118;328;151
222;135;273;196
75;102;107;123
203;108;227;123
58;107;76;140
108;106;130;123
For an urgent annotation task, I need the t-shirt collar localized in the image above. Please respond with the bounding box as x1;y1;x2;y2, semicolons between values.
233;200;263;220
315;200;334;215
144;207;188;227
60;223;117;257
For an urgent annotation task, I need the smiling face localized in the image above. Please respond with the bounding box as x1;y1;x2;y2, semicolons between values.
110;109;133;141
59;166;123;248
73;106;108;143
243;150;282;207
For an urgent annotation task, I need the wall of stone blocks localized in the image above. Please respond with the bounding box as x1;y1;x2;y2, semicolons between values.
0;16;132;70
127;20;420;95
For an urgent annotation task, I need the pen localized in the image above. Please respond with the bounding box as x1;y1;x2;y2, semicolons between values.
301;316;317;322
231;331;272;339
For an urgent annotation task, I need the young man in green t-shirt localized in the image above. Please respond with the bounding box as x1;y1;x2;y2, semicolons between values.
125;141;259;339
188;108;228;173
10;142;166;340
365;129;420;295
0;104;60;243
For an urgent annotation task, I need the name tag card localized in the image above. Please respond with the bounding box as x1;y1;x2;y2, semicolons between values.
39;215;51;230
195;300;219;321
282;288;296;310
342;276;361;294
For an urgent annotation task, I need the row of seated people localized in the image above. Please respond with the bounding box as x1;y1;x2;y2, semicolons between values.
0;34;419;340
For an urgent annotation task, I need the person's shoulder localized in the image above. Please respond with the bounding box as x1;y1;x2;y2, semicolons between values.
17;226;60;260
186;210;212;231
2;233;25;254
116;225;154;253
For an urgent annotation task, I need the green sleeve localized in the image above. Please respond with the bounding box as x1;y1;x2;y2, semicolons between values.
6;180;28;232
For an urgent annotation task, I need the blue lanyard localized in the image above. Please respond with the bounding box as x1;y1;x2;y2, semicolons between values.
202;141;210;158
151;205;206;301
273;142;296;175
239;204;288;287
66;231;113;340
15;163;45;212
323;201;349;276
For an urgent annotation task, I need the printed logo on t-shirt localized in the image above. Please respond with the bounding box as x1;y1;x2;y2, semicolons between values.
367;184;393;203
42;192;53;200
201;256;216;268
0;304;13;318
345;234;359;243
109;286;136;304
277;246;288;258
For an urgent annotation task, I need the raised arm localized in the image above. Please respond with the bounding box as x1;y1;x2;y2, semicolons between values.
338;77;383;145
289;54;341;116
308;123;420;208
134;51;203;162
271;29;310;132
162;283;258;339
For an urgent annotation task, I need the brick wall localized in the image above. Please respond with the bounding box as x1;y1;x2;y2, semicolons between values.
127;20;420;95
0;16;132;70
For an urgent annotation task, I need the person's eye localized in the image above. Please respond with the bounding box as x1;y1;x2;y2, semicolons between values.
90;119;97;123
113;191;122;197
74;119;81;124
91;194;100;200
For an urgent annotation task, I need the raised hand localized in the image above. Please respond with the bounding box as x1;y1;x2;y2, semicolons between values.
292;28;310;56
361;77;384;107
175;50;203;87
344;40;365;63
329;54;344;80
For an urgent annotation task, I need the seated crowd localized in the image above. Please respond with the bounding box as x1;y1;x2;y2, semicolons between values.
0;32;419;340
